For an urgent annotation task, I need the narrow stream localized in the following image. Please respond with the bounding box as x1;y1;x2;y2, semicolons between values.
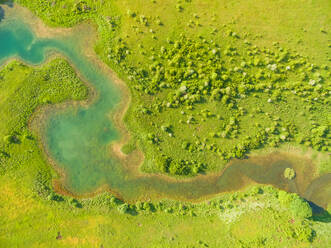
0;8;329;208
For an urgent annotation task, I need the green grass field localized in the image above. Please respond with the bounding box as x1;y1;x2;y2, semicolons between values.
15;0;330;176
0;0;330;247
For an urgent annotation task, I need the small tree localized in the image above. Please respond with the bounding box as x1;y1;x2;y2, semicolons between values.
3;135;14;144
118;203;130;214
284;167;296;180
0;151;9;159
278;191;312;219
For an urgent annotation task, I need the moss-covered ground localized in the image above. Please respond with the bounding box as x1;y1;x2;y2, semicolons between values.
0;0;330;247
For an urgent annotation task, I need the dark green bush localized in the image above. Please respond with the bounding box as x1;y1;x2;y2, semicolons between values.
118;203;130;214
3;135;16;144
47;192;64;202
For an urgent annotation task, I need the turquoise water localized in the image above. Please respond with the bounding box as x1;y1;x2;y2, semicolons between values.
0;13;330;208
0;16;121;194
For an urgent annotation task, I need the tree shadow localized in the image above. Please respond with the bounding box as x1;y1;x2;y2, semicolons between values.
127;208;138;216
309;201;331;223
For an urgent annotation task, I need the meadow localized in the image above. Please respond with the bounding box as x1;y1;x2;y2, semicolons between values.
15;0;330;177
0;0;330;247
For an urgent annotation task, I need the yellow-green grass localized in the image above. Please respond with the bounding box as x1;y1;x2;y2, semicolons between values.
0;49;330;248
15;0;331;177
1;174;330;247
1;1;330;246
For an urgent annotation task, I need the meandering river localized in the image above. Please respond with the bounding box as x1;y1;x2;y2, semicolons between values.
0;6;329;209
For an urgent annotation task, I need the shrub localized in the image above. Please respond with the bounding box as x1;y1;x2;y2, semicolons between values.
181;141;190;150
69;198;82;208
292;225;313;242
278;191;312;219
0;151;9;159
22;131;32;141
135;201;144;210
127;9;136;18
289;197;312;219
161;124;172;133
155;155;171;172
249;186;263;196
176;4;183;12
110;196;122;205
143;202;154;212
47;192;64;202
284;167;296;180
118;203;130;214
3;135;15;144
73;1;91;13
169;160;191;175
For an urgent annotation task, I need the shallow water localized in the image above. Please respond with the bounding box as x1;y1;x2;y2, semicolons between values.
0;12;330;208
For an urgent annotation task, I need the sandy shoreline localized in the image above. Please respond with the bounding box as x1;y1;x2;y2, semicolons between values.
2;4;74;39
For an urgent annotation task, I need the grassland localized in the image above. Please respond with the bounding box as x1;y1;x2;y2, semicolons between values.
0;62;328;244
0;59;88;193
0;0;330;247
15;0;330;177
0;60;328;248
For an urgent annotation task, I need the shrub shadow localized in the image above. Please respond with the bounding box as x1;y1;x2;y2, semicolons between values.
309;201;331;223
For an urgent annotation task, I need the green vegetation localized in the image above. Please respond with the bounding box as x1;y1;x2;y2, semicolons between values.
0;0;330;247
120;141;136;155
284;167;296;180
0;54;330;248
0;58;87;179
278;190;312;219
16;0;330;177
